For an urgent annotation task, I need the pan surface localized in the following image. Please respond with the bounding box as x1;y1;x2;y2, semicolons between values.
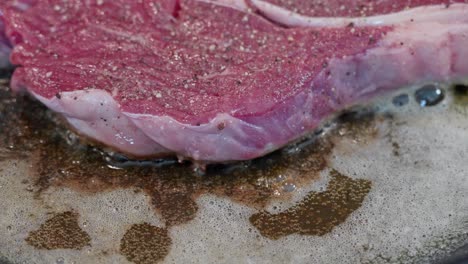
0;77;467;264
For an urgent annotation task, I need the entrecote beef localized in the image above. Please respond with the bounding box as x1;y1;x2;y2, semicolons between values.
0;0;467;163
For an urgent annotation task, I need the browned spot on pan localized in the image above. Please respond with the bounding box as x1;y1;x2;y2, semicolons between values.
25;211;91;250
29;135;333;227
120;223;171;264
333;109;380;143
249;170;372;240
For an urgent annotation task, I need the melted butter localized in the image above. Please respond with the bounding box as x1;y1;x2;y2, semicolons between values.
0;82;338;226
0;80;380;262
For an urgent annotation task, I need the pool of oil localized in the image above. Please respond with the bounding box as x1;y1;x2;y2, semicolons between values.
0;79;467;264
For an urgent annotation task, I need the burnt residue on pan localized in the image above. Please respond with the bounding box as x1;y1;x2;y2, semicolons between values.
120;223;172;264
30;130;335;227
249;170;372;240
0;81;381;262
25;211;91;250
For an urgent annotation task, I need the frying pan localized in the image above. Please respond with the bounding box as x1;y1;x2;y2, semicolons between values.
0;77;468;263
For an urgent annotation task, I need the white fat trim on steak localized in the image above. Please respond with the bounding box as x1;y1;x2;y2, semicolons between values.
32;89;169;157
245;1;468;27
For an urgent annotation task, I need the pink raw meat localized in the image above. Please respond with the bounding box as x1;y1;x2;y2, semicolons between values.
0;0;467;162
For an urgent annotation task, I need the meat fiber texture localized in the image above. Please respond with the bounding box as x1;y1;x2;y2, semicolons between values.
0;0;467;163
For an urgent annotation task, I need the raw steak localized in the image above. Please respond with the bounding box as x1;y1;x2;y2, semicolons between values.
0;0;467;163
